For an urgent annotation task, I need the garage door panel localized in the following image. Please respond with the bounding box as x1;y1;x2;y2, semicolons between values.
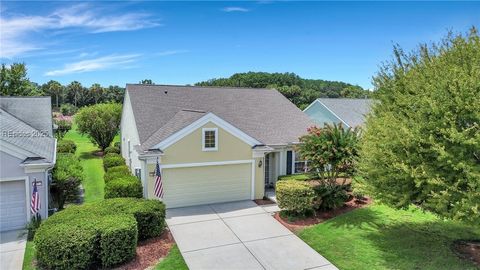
0;180;27;232
162;163;251;208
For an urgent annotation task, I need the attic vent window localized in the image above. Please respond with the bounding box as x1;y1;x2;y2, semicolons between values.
202;128;218;151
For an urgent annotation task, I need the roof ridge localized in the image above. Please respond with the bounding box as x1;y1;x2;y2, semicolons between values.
126;83;275;91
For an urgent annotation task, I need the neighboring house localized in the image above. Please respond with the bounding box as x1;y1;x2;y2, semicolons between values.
121;84;315;208
303;98;373;128
0;97;56;232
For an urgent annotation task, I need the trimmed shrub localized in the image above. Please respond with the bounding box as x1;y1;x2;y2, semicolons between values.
103;153;125;171
104;145;120;155
34;198;166;269
276;180;315;215
35;223;97;270
105;176;143;199
107;165;130;174
312;184;349;210
57;140;77;154
104;172;129;184
103;198;166;240
98;215;137;268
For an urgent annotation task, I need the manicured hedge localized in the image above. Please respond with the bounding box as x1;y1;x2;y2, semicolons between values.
276;180;315;215
57;140;77;154
104;176;143;199
104;145;121;155
107;165;131;174
103;153;125;171
34;198;165;269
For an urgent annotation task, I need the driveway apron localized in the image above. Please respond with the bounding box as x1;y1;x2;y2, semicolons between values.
0;230;26;270
167;200;337;270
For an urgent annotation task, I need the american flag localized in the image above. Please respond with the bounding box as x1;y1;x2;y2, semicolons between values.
31;179;40;215
154;159;164;198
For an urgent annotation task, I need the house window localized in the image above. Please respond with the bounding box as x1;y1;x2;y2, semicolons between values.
202;128;218;151
294;153;308;173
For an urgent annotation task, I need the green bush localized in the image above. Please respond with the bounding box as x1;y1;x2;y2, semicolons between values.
35;223;97;270
51;153;83;209
60;104;77;116
98;215;137;268
312;184;349;210
25;215;42;241
57;140;77;154
107;165;130;174
104;145;120;155
102;198;166;240
103;153;125;171
105;176;143;199
34;198;166;269
104;166;130;183
276;180;315;215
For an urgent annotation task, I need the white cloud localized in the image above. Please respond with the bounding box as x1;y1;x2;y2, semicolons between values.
0;4;160;58
44;54;141;76
222;7;250;12
155;50;190;56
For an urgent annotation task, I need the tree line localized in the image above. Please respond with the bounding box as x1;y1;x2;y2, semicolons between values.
0;63;125;113
1;64;370;112
196;72;372;109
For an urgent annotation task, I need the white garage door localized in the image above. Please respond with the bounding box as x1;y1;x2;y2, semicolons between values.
162;163;252;208
0;180;27;232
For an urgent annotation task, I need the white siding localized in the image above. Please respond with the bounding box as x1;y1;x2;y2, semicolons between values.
120;91;141;173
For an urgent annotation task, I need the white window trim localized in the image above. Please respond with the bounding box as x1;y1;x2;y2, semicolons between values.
202;128;218;151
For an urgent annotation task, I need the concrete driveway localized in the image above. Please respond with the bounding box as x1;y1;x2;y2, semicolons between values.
0;230;26;270
167;200;337;270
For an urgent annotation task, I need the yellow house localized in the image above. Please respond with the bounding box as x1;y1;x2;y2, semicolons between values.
120;84;314;208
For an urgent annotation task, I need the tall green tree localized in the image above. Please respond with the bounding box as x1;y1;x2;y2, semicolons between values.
75;103;122;151
140;79;154;85
0;63;39;96
358;28;480;224
42;80;64;108
66;81;83;107
90;83;104;104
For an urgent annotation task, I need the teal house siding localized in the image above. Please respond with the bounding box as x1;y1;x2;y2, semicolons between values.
303;101;343;127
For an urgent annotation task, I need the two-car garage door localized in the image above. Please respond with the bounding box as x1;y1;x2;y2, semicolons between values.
0;180;27;232
161;163;252;208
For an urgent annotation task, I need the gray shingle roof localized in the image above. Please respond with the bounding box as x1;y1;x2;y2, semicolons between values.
0;97;54;137
317;98;373;127
127;84;315;150
0;107;56;163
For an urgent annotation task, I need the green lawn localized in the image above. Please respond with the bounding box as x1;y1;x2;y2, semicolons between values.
298;204;480;270
155;245;188;270
22;241;36;270
63;126;105;202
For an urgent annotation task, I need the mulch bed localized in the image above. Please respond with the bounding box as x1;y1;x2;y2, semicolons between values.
453;240;480;267
115;230;174;270
274;197;372;232
254;198;276;205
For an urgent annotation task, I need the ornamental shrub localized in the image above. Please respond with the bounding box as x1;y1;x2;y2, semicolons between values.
35;223;97;270
34;198;166;269
358;28;480;224
276;180;315;215
102;198;166;240
97;215;137;268
104;176;143;199
107;165;130;174
312;184;349;210
103;153;125;171
51;153;83;209
57;140;77;154
104;145;120;155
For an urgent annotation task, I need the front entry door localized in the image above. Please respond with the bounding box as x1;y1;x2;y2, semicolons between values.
264;153;270;186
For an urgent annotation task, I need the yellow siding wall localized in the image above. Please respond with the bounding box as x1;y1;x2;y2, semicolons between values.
146;122;265;200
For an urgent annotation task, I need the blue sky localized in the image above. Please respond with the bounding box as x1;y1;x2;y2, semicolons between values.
1;1;479;89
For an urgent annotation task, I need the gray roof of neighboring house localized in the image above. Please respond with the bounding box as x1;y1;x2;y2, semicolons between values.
0;97;54;137
126;84;316;150
317;98;373;127
0;97;56;163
